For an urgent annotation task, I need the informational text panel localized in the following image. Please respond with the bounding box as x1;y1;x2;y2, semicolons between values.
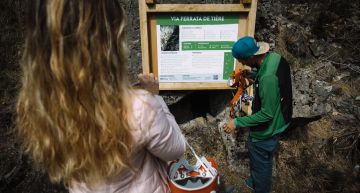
156;13;239;83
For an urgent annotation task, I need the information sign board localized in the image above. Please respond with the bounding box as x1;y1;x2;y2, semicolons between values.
138;0;257;90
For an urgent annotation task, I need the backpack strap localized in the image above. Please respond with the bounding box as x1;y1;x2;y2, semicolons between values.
262;52;281;76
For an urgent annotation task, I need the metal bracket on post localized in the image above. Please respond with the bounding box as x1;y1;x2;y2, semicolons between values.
145;0;155;5
241;0;252;4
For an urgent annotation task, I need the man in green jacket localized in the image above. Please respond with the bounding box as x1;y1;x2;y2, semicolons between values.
224;36;293;193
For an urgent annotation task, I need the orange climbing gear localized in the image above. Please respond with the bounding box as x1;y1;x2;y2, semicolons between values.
228;68;254;118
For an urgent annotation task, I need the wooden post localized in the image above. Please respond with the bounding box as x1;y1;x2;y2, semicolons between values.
246;0;257;114
247;0;257;36
138;0;150;73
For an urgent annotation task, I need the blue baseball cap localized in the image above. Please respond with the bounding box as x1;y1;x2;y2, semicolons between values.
232;36;269;59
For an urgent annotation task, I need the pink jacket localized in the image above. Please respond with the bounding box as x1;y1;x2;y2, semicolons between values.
70;90;186;193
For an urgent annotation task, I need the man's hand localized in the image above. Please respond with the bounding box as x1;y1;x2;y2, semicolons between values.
223;118;236;134
137;73;159;95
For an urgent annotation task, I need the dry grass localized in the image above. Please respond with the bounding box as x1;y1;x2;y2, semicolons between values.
333;79;360;98
273;117;359;193
275;26;303;69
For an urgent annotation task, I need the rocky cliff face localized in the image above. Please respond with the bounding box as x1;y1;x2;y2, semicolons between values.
1;0;359;193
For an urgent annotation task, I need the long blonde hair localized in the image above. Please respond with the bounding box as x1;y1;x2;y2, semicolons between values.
16;0;133;186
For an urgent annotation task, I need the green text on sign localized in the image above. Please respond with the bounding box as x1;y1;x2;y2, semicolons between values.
182;41;235;51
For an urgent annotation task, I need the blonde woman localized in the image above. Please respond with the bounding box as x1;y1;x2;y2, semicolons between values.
16;1;186;193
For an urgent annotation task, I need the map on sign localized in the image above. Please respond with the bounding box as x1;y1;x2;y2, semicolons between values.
156;13;239;83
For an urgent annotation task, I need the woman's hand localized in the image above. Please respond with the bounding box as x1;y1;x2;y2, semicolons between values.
137;73;159;95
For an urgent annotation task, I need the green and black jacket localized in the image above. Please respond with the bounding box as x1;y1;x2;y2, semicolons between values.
234;52;293;142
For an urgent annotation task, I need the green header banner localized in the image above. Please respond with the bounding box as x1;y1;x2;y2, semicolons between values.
157;13;239;25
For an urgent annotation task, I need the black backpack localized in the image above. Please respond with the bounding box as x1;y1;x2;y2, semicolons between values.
277;57;293;124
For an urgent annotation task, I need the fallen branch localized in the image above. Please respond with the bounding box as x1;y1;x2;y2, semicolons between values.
321;59;360;74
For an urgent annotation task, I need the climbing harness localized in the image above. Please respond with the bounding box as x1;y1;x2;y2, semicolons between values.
232;90;254;118
168;141;219;193
228;68;254;118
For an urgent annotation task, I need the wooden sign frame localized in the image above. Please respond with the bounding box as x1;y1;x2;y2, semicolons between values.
138;0;258;90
